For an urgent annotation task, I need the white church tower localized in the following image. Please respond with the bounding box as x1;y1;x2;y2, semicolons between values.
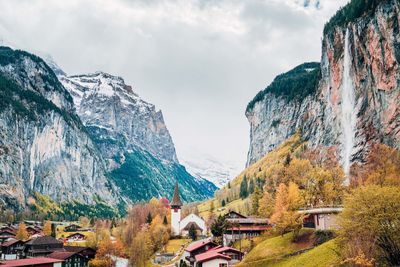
170;182;183;236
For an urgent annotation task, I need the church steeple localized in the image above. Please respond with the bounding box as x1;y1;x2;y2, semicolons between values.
170;182;183;208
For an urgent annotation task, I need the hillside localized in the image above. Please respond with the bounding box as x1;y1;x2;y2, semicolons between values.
236;231;339;267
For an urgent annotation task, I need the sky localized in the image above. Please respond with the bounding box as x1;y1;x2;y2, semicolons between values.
0;0;348;172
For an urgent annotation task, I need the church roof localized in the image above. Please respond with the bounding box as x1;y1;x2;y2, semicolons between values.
182;221;202;231
170;182;183;207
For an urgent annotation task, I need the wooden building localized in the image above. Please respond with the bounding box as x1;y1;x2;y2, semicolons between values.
1;239;25;260
23;236;64;258
47;251;89;267
299;207;343;231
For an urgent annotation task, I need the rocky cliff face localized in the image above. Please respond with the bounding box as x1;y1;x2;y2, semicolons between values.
60;72;178;166
0;47;117;210
246;0;400;171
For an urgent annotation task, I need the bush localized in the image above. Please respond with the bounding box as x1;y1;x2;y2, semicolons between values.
314;230;335;246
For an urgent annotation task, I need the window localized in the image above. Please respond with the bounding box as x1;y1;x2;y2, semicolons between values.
219;264;227;267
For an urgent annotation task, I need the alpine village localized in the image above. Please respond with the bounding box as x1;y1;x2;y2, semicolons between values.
0;0;400;266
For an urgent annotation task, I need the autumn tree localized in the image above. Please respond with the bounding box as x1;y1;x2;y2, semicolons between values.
130;227;153;267
258;189;274;218
16;223;28;240
270;182;304;237
43;221;52;236
251;187;262;215
339;186;400;266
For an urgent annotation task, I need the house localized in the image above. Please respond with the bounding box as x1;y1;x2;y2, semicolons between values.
26;226;42;237
64;233;86;243
24;236;64;258
299;207;343;231
170;183;207;237
47;251;89;267
1;239;25;260
63;246;95;260
0;229;16;244
0;257;63;267
194;251;230;267
189;245;243;267
182;239;218;266
223;211;270;246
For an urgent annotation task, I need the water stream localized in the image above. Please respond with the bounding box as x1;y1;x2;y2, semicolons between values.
340;28;356;185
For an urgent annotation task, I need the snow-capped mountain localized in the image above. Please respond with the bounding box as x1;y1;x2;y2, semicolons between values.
60;72;178;164
179;148;243;188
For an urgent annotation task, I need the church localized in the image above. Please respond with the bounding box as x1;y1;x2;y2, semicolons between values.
170;183;207;237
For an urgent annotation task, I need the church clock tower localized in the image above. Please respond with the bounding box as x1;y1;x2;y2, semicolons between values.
170;182;182;236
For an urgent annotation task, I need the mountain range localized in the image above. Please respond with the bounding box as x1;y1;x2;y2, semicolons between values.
0;47;216;212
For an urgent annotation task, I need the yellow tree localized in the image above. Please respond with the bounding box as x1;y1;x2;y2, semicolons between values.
258;189;274;218
339;186;400;266
271;182;304;238
16;223;29;240
43;221;52;236
130;228;153;267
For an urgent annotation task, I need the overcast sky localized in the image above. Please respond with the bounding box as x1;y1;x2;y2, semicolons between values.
0;0;348;171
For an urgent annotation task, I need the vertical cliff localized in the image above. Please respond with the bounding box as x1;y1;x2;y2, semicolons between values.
0;47;117;210
246;0;400;171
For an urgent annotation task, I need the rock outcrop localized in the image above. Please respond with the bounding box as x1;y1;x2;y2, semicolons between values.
246;0;400;170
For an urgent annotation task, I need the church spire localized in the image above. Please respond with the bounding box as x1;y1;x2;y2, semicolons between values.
170;182;183;207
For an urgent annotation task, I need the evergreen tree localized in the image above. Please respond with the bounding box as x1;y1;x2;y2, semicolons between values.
221;199;226;207
249;179;255;194
146;212;153;224
163;216;168;225
227;182;231;189
189;224;197;241
251;187;262;215
240;176;249;199
211;215;228;237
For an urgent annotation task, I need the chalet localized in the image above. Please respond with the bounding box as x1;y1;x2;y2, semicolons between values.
0;257;63;267
223;211;270;246
47;251;89;267
26;226;42;237
299;207;343;231
1;239;25;260
64;233;86;243
182;239;218;266
24;236;64;258
63;246;95;260
194;251;230;267
63;225;81;233
0;230;16;244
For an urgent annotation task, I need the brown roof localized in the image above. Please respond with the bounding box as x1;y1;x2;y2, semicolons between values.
1;239;23;247
47;251;77;260
64;246;93;253
25;236;62;245
182;222;202;231
170;182;183;207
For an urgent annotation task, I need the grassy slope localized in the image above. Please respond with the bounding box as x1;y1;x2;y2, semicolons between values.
236;229;315;267
273;239;340;267
237;230;340;267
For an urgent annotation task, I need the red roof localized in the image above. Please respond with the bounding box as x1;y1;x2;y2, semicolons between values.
212;246;243;254
1;239;22;247
185;239;216;252
0;257;63;266
195;251;231;263
226;226;271;231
